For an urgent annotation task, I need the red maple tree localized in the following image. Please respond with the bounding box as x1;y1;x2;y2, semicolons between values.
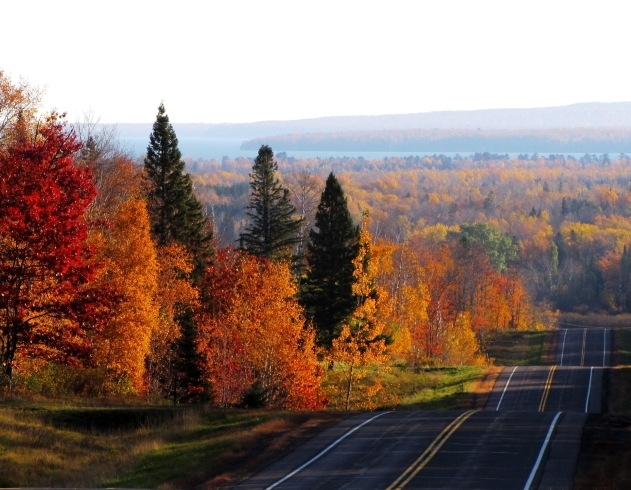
0;114;116;381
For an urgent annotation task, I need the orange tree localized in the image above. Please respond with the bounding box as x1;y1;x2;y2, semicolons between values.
197;249;325;409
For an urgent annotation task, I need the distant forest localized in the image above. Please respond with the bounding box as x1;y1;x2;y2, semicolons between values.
190;151;631;315
241;127;631;153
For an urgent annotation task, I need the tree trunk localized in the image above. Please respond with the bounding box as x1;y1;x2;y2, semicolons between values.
345;363;354;411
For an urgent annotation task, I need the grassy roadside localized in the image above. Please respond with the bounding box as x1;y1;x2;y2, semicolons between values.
0;365;497;488
0;401;346;488
574;328;631;490
484;330;552;366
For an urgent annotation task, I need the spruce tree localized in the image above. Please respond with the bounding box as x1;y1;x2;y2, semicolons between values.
144;103;212;264
144;104;211;403
240;145;302;261
301;173;359;346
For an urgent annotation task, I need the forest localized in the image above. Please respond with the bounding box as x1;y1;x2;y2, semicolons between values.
193;150;631;317
2;70;629;410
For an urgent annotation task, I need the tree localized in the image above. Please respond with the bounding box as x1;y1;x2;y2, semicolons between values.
0;70;42;147
329;218;389;410
197;250;325;409
459;222;518;272
287;169;324;278
91;199;159;394
146;243;199;398
0;114;115;382
239;145;303;261
302;173;360;346
144;103;212;264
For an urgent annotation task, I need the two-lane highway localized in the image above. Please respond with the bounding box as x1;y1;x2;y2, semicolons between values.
237;328;614;489
238;411;564;490
487;327;609;413
557;327;610;367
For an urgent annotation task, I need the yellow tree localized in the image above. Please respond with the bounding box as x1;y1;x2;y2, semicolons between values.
330;215;389;410
0;70;42;148
92;199;159;393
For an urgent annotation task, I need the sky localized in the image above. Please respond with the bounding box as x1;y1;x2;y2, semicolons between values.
4;1;631;124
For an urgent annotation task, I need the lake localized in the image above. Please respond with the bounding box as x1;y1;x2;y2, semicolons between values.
121;137;608;162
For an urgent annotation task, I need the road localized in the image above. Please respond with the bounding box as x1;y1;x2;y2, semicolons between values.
236;328;611;489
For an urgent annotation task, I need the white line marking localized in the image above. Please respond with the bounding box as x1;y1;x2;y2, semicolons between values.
560;329;567;366
603;329;607;367
496;366;518;411
585;366;593;413
523;412;562;490
266;411;391;490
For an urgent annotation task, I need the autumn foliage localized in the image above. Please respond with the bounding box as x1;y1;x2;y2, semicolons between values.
91;198;159;393
0;114;116;378
329;219;389;410
197;249;325;409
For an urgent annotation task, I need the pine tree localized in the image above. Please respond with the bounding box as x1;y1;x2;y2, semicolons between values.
302;173;359;346
144;103;212;265
240;145;302;261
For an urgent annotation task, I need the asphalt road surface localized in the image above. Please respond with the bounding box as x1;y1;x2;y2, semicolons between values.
237;329;612;489
236;411;566;490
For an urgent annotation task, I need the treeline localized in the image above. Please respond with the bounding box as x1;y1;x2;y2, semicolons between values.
241;127;631;153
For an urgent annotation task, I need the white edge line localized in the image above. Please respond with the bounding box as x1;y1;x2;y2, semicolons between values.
585;366;593;413
496;366;518;411
266;411;391;490
560;329;567;366
523;411;562;490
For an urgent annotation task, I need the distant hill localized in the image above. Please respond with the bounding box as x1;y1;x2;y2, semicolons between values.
240;127;631;153
112;102;631;142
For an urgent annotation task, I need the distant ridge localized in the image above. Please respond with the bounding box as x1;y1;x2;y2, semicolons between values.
241;127;631;153
112;102;631;141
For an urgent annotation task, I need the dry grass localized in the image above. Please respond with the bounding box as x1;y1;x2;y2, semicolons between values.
559;312;631;330
0;400;347;489
484;330;552;366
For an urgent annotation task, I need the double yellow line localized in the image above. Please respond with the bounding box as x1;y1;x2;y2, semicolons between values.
538;365;556;412
386;410;476;490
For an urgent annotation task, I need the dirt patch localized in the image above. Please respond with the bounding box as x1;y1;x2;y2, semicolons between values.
543;329;559;365
197;412;349;489
458;366;501;410
574;413;631;490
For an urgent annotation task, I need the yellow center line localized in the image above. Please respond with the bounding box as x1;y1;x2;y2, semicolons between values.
581;328;587;366
386;410;477;490
538;365;556;412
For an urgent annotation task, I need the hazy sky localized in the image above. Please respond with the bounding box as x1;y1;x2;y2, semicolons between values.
4;1;631;123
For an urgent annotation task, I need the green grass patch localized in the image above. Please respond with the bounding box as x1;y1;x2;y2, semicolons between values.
390;366;487;410
103;411;273;488
323;364;487;411
485;330;548;366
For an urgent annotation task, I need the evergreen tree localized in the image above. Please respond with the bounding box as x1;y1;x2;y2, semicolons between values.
171;308;204;403
144;104;210;403
144;103;212;265
301;173;359;346
240;145;302;261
